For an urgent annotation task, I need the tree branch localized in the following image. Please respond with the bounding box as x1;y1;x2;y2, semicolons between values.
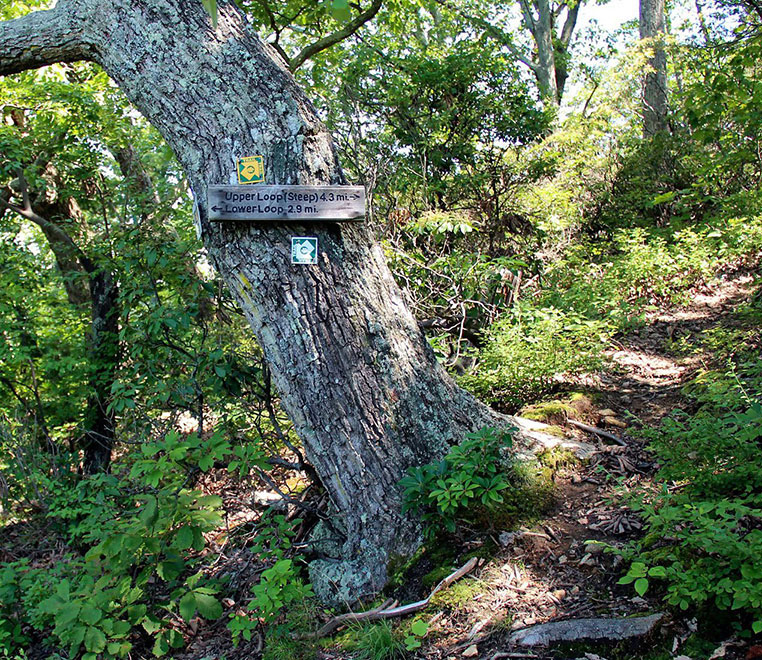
518;0;538;35
434;0;538;73
0;170;94;275
257;0;292;68
559;1;581;49
0;2;92;76
289;0;383;71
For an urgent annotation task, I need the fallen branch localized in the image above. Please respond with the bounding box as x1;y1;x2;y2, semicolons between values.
508;613;665;646
567;418;627;446
304;557;482;638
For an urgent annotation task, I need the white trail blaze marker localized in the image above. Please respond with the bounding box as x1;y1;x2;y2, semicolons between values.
208;185;365;222
291;237;318;265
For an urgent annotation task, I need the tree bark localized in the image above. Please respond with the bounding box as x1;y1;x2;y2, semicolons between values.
517;0;581;106
0;0;549;603
81;268;119;473
640;0;669;136
519;0;560;105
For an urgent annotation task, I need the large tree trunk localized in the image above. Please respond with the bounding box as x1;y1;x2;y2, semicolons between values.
640;0;669;136
0;0;550;603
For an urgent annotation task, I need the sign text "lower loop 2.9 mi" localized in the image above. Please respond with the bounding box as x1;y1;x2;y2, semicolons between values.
208;185;365;222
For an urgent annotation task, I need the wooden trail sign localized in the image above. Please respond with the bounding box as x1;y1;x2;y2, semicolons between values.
208;185;365;222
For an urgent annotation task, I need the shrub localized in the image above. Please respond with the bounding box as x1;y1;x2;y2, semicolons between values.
459;306;607;411
0;430;230;659
400;426;552;538
617;303;762;634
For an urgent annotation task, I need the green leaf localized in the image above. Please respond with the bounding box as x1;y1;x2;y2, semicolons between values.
752;620;762;634
142;616;162;635
56;601;82;626
68;624;87;651
139;496;158;527
634;578;649;597
153;631;170;657
410;619;428;636
651;191;676;205
128;604;147;623
80;604;102;625
84;626;107;653
201;0;218;28
195;592;222;620
329;0;351;21
174;525;194;550
179;592;197;622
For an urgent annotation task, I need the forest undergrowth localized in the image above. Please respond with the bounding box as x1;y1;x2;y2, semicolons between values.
2;214;761;660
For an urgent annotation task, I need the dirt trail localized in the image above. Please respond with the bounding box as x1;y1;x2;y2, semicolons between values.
599;274;755;425
408;274;758;660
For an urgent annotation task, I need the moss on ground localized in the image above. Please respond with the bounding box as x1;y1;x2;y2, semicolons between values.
519;392;595;425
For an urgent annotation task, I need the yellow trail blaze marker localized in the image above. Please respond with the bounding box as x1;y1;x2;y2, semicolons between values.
236;156;265;184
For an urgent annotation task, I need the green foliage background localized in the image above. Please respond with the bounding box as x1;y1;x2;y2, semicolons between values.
2;0;762;656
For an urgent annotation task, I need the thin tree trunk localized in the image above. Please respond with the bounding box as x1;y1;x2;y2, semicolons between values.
640;0;669;136
82;269;119;473
520;0;560;105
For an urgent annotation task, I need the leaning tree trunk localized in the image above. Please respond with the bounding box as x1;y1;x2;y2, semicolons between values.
0;0;548;602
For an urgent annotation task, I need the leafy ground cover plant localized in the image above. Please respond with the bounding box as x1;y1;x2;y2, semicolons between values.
400;426;552;538
616;298;762;635
459;306;608;411
0;430;233;659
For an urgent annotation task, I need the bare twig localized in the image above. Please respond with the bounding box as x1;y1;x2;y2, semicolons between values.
304;557;483;638
253;466;328;520
567;418;626;446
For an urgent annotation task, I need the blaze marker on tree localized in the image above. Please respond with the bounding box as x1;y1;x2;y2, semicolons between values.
207;185;365;221
236;155;265;184
291;237;318;264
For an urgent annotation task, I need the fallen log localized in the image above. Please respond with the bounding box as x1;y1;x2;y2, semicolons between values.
509;613;665;647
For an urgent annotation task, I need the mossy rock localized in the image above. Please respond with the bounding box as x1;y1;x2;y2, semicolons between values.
537;446;581;470
519;392;595;425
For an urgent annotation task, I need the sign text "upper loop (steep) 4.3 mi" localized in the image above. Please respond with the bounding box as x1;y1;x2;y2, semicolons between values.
208;185;365;222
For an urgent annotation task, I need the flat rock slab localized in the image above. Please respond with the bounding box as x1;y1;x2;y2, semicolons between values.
509;613;665;647
512;415;598;460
